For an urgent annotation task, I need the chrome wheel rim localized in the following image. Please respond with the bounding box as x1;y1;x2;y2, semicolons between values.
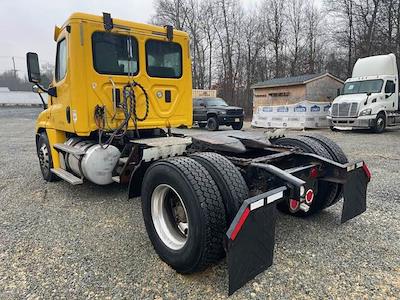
151;184;189;250
377;117;384;130
39;144;50;174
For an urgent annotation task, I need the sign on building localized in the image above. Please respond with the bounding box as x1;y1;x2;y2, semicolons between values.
251;100;331;129
192;89;217;98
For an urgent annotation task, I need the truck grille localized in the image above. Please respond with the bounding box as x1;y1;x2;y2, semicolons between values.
227;109;243;115
331;102;358;117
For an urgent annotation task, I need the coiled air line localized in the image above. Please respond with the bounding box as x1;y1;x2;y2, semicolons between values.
95;79;150;147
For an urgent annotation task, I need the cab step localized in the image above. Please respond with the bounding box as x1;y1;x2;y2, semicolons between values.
53;143;85;156
50;168;83;185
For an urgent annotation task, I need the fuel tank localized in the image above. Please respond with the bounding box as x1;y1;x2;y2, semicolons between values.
63;138;120;185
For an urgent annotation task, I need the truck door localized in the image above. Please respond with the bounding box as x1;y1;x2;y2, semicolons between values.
384;80;397;111
193;98;206;122
50;34;74;132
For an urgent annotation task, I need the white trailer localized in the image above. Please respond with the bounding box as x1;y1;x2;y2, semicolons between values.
327;54;400;132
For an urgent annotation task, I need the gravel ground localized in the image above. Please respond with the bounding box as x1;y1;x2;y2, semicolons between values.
0;107;399;299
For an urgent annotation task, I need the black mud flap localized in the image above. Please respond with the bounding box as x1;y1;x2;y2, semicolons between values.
341;162;370;223
225;187;287;295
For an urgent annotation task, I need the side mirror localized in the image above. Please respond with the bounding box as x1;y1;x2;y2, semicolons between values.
26;52;41;83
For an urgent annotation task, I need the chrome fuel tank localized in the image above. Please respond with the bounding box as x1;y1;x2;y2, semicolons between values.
64;138;120;185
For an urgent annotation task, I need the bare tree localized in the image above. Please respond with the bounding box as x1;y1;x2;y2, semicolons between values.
288;0;305;76
264;0;286;77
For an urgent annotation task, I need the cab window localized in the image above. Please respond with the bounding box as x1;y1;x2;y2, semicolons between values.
92;32;138;75
146;40;182;78
194;98;205;106
55;38;67;81
385;80;395;94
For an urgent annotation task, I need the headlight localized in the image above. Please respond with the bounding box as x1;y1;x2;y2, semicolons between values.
219;111;227;115
359;108;372;116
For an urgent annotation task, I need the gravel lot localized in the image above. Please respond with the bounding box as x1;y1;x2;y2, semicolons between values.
0;107;399;299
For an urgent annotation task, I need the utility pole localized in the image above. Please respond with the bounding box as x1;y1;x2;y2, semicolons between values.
12;56;17;78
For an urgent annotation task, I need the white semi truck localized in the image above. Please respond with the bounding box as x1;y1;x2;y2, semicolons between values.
328;53;400;133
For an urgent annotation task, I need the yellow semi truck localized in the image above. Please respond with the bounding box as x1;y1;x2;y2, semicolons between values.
27;12;371;295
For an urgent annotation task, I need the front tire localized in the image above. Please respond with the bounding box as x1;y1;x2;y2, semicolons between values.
141;157;226;274
207;117;219;131
37;132;57;182
372;113;386;133
232;121;243;130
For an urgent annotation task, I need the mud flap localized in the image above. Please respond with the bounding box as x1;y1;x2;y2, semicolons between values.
341;162;370;223
225;187;286;295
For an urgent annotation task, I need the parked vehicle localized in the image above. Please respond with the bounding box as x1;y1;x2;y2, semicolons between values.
27;12;370;295
193;97;244;130
328;53;400;133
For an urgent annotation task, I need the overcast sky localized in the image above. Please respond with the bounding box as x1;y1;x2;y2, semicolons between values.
0;0;155;76
0;0;260;78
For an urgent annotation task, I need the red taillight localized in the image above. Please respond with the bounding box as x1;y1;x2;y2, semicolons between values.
290;199;299;211
310;167;318;179
305;189;314;204
362;163;371;181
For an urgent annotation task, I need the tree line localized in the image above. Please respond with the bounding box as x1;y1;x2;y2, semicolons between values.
153;0;400;114
0;63;53;92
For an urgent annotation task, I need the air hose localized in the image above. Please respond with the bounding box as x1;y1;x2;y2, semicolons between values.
95;79;150;147
123;80;150;122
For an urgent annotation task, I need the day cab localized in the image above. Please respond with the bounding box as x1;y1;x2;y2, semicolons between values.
328;53;400;133
28;12;192;169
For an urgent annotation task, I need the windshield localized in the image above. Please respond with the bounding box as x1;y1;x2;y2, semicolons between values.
205;98;228;106
343;80;383;95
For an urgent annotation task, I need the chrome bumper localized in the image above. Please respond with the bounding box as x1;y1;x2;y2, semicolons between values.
327;115;376;128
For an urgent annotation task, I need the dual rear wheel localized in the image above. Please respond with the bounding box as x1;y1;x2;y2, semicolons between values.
141;154;248;273
274;134;347;216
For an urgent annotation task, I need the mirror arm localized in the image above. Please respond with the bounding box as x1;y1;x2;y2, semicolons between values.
35;83;48;94
37;93;47;110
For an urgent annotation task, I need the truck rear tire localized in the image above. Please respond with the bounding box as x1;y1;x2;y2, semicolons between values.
191;152;249;224
300;133;348;207
207;117;219;131
141;156;226;274
37;132;57;182
274;136;338;216
372;113;386;133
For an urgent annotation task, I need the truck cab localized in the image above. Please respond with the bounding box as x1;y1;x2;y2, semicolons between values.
328;54;400;133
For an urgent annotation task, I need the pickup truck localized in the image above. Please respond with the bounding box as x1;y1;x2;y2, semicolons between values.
193;97;244;131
